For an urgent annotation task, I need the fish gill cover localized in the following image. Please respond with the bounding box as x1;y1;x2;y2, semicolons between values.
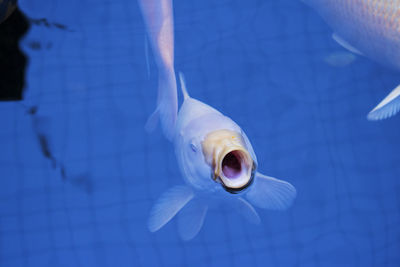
0;0;399;266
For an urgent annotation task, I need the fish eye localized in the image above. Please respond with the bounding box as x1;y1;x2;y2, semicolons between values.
190;142;197;152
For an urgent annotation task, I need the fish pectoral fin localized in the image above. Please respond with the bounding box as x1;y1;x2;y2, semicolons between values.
245;172;296;210
148;185;194;232
177;198;208;241
367;84;400;120
332;33;363;56
233;197;261;224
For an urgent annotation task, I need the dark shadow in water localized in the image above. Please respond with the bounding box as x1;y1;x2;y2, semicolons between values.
5;5;91;194
0;7;29;101
27;106;65;176
26;40;53;51
27;106;94;194
26;106;93;194
29;18;70;31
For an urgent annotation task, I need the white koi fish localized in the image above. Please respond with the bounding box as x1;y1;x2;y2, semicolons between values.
147;74;297;240
139;0;296;240
303;0;400;120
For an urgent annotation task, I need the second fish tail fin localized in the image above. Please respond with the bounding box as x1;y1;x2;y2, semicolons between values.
367;84;400;121
145;68;178;141
148;185;208;241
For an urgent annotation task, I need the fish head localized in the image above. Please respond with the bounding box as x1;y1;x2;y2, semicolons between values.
202;129;256;194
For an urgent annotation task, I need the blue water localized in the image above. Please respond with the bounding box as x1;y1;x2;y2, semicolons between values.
1;0;400;266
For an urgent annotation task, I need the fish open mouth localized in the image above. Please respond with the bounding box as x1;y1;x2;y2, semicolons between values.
218;149;254;193
222;150;243;179
202;129;256;193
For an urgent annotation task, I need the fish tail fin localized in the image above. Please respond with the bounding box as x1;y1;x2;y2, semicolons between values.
245;172;296;210
145;69;178;141
367;84;400;120
148;185;208;240
178;72;190;100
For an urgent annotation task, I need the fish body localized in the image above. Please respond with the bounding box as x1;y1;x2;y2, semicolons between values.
140;0;296;240
304;0;400;120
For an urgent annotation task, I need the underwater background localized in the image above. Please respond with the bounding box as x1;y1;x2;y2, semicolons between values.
1;0;400;266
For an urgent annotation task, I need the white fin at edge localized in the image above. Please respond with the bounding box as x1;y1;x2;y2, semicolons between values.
332;33;363;56
368;84;400;120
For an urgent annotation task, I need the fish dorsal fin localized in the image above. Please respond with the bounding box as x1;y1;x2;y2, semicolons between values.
178;72;190;100
245;172;296;210
148;185;194;232
332;33;363;56
367;84;400;120
177;198;208;240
